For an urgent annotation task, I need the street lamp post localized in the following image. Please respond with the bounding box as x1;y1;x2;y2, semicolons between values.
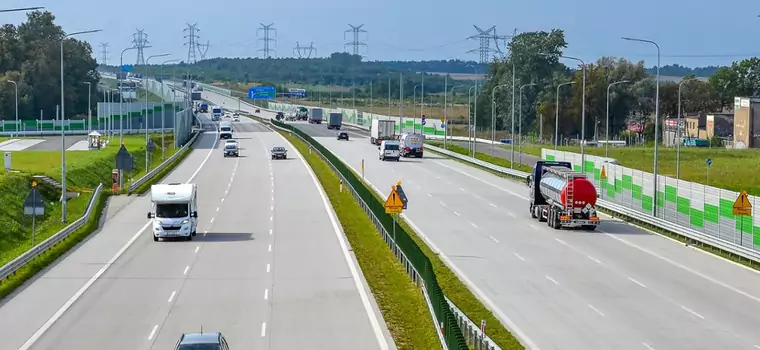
558;55;587;171
161;59;179;161
554;81;576;149
6;80;18;137
623;36;661;216
412;84;420;133
519;83;537;165
491;84;509;158
144;54;170;172
447;84;463;148
83;81;91;132
676;79;689;181
387;74;392;117
605;80;631;158
467;85;477;156
60;28;101;222
119;47;138;143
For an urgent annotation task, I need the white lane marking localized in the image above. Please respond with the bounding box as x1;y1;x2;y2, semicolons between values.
753;345;760;349
642;342;656;350
266;263;270;273
602;231;760;305
680;305;705;319
268;244;272;252
453;211;461;217
529;224;540;230
469;221;478;228
264;289;269;300
270;205;274;211
18;127;220;349
555;238;568;246
459;187;465;191
271;195;274;201
167;291;176;303
260;322;267;337
513;252;525;261
203;230;208;237
183;266;190;275
545;275;559;285
272;129;390;350
147;324;159;340
587;255;602;264
216;207;220;212
446;180;453;185
270;216;273;221
210;218;215;224
194;246;200;254
628;277;647;288
269;228;273;236
432;160;529;200
220;198;224;203
439;201;447;207
506;211;516;218
488;235;499;244
473;194;483;200
587;304;605;316
427;193;432;197
489;203;498;208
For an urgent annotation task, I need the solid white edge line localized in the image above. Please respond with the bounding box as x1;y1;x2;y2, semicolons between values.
329;149;539;350
272;127;390;350
18;126;219;350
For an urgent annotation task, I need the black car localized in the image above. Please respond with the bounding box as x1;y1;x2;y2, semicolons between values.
175;332;229;350
271;146;287;159
337;131;349;141
275;112;284;120
255;108;261;113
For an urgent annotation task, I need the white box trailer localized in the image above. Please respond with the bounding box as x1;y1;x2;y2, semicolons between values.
148;183;198;241
370;119;396;145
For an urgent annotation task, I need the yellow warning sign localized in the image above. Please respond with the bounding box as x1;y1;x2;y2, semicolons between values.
733;190;752;216
385;186;404;214
600;165;607;180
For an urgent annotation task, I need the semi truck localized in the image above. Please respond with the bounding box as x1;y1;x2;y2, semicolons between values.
526;161;600;230
370;119;396;145
327;112;342;129
296;107;309;121
199;102;209;113
308;108;323;124
399;133;424;158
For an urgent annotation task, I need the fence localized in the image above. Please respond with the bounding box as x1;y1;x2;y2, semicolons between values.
263;117;471;350
0;183;104;282
542;149;760;254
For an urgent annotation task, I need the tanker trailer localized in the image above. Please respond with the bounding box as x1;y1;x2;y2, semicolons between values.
526;161;600;230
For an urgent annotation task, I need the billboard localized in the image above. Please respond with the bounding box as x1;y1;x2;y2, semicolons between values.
288;88;306;98
248;86;275;99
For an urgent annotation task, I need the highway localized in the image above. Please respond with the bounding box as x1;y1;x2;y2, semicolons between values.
0;112;393;349
206;90;760;350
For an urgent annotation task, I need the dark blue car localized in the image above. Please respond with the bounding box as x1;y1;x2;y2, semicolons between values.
175;332;230;350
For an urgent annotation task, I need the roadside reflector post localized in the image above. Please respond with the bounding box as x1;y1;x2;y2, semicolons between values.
361;158;365;179
339;179;343;193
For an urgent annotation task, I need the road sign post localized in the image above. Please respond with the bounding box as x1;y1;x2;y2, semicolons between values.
385;182;409;244
733;190;752;246
706;158;712;186
24;181;45;246
115;143;134;193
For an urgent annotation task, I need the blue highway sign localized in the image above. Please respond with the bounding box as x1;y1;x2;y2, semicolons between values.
249;86;276;99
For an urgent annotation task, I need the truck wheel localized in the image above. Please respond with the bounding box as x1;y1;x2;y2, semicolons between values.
537;207;547;222
530;204;537;218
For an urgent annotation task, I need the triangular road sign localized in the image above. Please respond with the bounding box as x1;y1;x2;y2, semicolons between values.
385;186;404;214
733;190;752;216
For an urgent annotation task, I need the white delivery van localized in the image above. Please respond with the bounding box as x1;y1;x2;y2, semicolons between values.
399;133;424;158
219;121;233;139
378;140;401;161
147;183;198;241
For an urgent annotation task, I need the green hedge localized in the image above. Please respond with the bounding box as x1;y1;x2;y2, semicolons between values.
270;119;467;349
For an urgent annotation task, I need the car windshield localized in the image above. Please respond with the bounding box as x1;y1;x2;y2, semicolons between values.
273;147;285;152
155;203;188;218
225;145;236;149
220;127;231;132
177;344;221;350
384;144;399;150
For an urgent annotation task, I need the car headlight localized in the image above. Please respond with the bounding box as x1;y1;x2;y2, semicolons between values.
182;219;189;224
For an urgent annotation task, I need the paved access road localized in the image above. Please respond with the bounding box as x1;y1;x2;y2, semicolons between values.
0;114;393;349
287;124;760;349
447;140;542;167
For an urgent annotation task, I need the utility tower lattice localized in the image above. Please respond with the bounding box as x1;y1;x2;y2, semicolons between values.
293;42;317;58
197;40;211;60
491;28;517;59
99;42;110;65
344;24;367;56
257;23;276;58
184;23;201;64
132;30;149;65
467;25;501;64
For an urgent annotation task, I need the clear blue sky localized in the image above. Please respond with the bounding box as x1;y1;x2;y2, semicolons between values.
4;0;759;68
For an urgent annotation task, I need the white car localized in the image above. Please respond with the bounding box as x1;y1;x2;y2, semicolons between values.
233;116;240;122
378;140;401;161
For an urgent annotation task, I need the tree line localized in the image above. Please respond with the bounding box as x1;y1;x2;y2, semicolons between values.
0;11;99;122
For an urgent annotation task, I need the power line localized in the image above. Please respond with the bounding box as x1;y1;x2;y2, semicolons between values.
293;41;317;58
197;40;211;60
467;25;500;64
257;23;276;58
99;42;109;66
344;24;367;56
132;29;149;65
184;23;200;64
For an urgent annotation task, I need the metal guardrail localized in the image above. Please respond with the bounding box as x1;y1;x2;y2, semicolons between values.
127;130;201;193
0;183;104;282
424;144;760;265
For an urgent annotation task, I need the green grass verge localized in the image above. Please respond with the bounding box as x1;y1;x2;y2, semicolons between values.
0;189;109;300
435;140;760;274
279;131;440;350
517;143;760;196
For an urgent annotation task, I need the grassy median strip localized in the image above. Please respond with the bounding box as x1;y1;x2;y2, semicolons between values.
279;131;440;350
434;139;760;273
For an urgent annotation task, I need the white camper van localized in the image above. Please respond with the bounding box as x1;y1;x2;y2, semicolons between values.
147;183;198;241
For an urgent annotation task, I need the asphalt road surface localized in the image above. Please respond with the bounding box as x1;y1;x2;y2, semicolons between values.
289;124;760;349
25;136;88;151
0;115;393;349
447;140;542;167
